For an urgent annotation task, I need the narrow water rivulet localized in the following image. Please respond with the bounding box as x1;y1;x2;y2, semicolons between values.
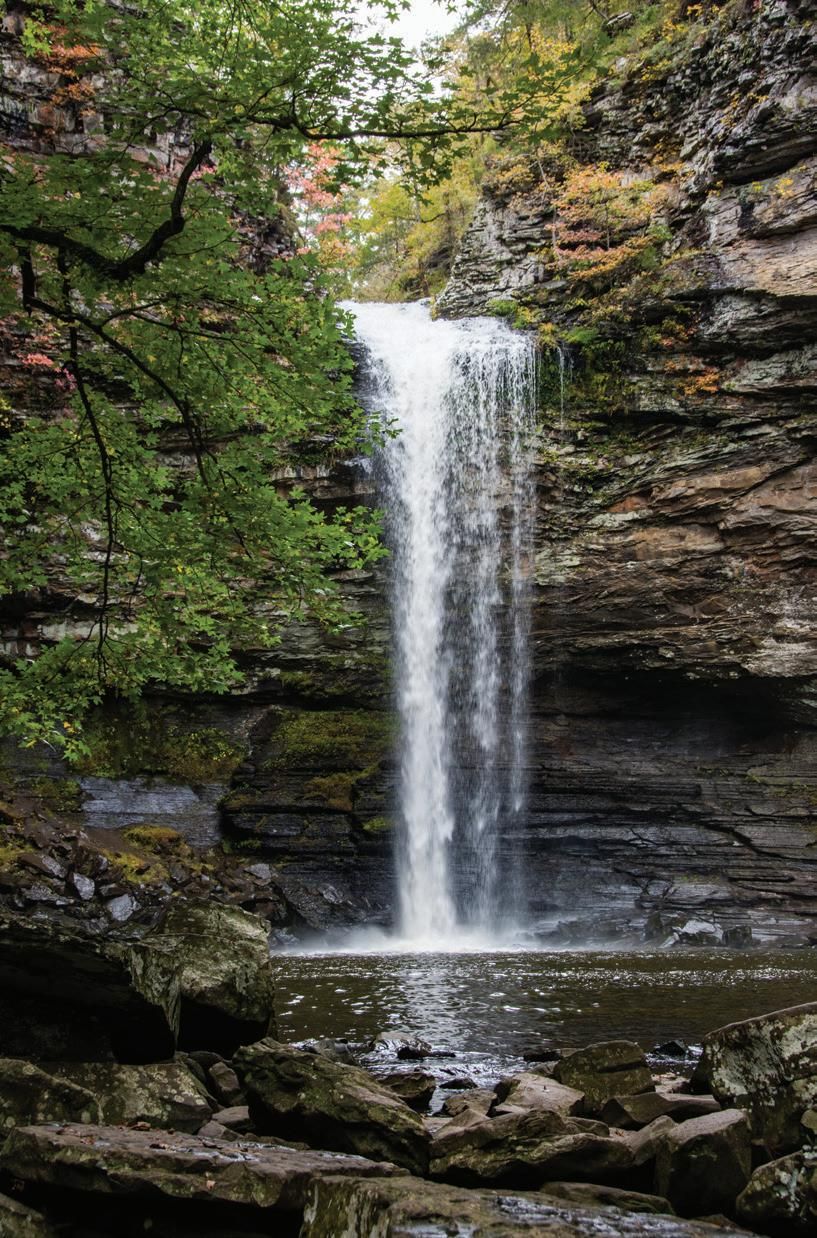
347;302;537;946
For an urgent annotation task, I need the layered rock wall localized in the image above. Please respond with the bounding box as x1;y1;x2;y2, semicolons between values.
438;0;817;942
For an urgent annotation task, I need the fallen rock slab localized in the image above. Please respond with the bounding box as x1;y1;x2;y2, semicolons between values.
302;1175;756;1236
492;1072;585;1118
0;1123;404;1220
735;1149;817;1237
553;1041;654;1113
150;902;275;1055
601;1093;723;1130
233;1038;429;1174
429;1108;634;1188
692;1003;817;1155
654;1109;752;1218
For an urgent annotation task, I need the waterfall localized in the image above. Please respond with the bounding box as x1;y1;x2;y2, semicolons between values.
347;301;537;945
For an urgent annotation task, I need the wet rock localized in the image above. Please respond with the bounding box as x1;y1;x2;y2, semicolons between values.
543;1181;676;1215
439;1074;477;1089
0;1191;55;1238
207;1060;243;1106
0;909;178;1062
150;901;275;1054
553;1041;654;1113
492;1072;585;1118
39;1060;213;1132
654;1042;692;1061
300;1037;357;1065
735;1149;817;1237
380;1069;437;1112
692;1002;817;1155
0;1059;100;1131
302;1175;754;1237
373;1030;432;1060
0;1123;404;1224
654;1110;752;1218
106;892;137;922
67;871;95;901
674;921;720;947
429;1107;633;1188
233;1038;429;1174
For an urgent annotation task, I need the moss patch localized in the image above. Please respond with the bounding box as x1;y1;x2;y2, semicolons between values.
77;703;245;783
265;709;396;771
361;815;394;834
121;825;187;855
25;777;83;814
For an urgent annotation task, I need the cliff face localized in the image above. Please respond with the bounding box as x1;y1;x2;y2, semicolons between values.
438;0;817;943
3;0;817;945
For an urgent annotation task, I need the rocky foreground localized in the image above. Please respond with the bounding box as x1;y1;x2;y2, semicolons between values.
0;902;815;1236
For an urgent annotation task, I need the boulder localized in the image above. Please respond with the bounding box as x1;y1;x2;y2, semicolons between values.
692;1003;817;1155
735;1150;817;1237
0;1123;404;1226
150;901;275;1054
233;1038;429;1174
40;1060;213;1132
380;1069;437;1112
429;1107;634;1188
553;1041;654;1113
0;909;178;1062
372;1030;432;1060
0;1060;100;1132
601;1092;722;1130
0;1192;55;1238
300;1037;357;1065
654;1109;752;1218
626;1117;678;1169
492;1073;584;1118
302;1175;755;1237
441;1089;495;1120
207;1060;244;1106
211;1104;254;1132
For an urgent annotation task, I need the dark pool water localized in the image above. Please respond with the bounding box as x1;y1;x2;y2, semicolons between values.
273;948;817;1082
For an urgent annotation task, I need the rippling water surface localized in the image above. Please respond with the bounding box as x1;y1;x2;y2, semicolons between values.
273;949;817;1081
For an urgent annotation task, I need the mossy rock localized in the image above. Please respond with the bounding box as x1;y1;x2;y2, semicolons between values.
361;815;394;834
234;1038;429;1174
76;702;245;783
264;709;396;772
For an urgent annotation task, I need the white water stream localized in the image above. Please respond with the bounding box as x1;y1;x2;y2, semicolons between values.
348;302;537;946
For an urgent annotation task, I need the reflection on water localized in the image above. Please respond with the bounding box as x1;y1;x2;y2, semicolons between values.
274;949;817;1076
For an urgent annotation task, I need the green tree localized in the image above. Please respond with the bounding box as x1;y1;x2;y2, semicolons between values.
0;0;558;756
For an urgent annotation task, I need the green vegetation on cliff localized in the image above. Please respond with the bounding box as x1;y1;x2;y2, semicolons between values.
0;0;559;757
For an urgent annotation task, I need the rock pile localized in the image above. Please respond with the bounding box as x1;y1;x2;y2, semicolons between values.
0;897;814;1235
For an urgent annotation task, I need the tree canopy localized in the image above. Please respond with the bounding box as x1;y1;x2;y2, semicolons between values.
0;0;578;756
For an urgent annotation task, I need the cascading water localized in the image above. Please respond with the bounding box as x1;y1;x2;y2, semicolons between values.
347;301;537;946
